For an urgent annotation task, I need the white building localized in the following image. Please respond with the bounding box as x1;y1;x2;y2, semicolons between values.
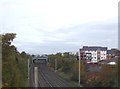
61;51;77;57
80;46;107;63
69;51;77;55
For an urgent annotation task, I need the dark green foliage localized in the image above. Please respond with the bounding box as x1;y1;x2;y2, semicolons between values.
62;60;72;73
48;53;77;73
70;63;79;82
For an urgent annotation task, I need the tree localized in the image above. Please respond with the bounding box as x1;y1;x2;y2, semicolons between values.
2;33;17;61
84;62;118;87
2;33;17;87
70;60;79;81
2;33;29;87
2;33;16;45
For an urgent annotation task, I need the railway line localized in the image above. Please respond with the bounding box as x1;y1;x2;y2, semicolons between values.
38;64;61;87
29;55;77;87
37;64;76;87
38;64;53;87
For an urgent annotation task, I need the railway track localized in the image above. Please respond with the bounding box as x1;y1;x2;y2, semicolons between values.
29;56;77;87
38;64;60;87
37;64;76;87
38;64;53;87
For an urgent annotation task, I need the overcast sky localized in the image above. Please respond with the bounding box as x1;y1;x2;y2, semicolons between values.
0;0;119;54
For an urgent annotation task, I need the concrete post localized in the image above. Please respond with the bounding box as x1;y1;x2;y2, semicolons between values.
34;67;38;87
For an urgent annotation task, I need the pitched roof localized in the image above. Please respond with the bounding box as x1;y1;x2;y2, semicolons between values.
82;46;107;51
107;50;114;54
107;49;120;56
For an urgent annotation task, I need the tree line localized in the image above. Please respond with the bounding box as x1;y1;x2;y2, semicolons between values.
1;33;31;87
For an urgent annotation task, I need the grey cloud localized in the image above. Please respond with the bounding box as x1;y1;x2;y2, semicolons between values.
16;17;118;54
1;3;118;54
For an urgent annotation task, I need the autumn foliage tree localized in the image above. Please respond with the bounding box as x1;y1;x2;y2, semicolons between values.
2;33;17;86
83;61;118;87
2;33;29;87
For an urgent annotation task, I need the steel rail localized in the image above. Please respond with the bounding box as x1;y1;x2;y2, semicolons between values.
38;64;53;87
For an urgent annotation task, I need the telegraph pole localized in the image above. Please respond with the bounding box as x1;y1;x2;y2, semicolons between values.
28;59;30;79
28;59;30;87
55;59;57;72
78;49;81;86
